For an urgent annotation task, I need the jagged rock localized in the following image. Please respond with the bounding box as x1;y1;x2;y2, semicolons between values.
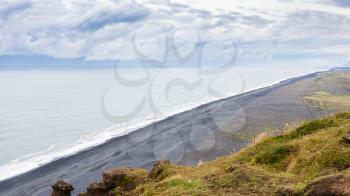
86;182;108;196
304;174;350;196
148;160;171;180
50;180;74;196
103;167;147;190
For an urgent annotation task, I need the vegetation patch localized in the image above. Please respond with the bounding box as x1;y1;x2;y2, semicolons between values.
255;145;295;168
85;113;350;195
280;118;339;140
116;175;133;188
304;91;350;110
318;150;350;171
167;178;198;190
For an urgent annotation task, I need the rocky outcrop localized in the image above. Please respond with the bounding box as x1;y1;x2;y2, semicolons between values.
148;160;171;180
86;182;108;196
103;167;147;191
304;175;350;196
77;167;148;195
77;182;115;196
50;181;73;196
53;161;170;195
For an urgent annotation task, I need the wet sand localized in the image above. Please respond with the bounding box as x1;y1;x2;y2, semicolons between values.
1;69;346;196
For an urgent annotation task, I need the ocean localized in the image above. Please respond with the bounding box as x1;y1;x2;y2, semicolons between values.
0;66;323;180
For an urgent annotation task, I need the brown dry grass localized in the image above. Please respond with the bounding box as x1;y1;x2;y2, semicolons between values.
127;112;350;196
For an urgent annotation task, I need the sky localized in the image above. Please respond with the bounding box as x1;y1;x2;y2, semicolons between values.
0;0;349;68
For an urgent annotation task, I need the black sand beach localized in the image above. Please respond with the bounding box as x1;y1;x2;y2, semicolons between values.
1;69;348;196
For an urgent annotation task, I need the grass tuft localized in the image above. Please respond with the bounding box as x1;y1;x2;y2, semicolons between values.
255;145;295;167
280;118;339;140
167;178;198;190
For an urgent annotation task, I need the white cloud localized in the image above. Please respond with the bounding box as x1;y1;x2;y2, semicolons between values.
0;0;349;67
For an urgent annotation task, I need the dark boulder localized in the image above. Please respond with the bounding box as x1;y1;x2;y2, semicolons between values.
85;182;108;196
50;180;74;196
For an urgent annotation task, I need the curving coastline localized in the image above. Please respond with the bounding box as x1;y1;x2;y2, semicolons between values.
0;69;340;196
0;69;320;182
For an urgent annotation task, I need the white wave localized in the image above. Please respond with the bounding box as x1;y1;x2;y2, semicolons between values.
0;69;324;181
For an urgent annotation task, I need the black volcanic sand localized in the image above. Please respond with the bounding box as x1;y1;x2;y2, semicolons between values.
1;69;349;196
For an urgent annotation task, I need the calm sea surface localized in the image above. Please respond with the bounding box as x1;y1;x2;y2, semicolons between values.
0;66;322;180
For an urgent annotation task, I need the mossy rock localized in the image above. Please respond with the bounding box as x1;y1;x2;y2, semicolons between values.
85;182;108;196
50;181;74;196
148;160;172;181
103;167;147;191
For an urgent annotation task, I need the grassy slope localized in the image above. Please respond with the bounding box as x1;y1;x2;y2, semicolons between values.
304;91;350;110
303;71;350;111
129;113;350;196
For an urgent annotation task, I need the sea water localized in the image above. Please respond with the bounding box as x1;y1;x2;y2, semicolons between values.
0;66;323;180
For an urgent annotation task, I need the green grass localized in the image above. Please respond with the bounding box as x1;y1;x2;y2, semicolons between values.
116;175;133;187
277;118;339;140
318;150;350;170
237;113;350;178
124;113;350;195
304;91;350;110
255;144;295;168
167;178;198;190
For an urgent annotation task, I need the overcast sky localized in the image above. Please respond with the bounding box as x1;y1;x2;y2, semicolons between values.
0;0;349;67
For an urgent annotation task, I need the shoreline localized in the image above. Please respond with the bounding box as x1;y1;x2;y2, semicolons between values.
0;70;322;182
0;70;326;196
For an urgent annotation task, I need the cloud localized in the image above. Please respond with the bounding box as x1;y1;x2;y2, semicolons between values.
0;0;349;67
331;0;350;7
213;12;274;27
76;1;150;31
0;1;32;20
